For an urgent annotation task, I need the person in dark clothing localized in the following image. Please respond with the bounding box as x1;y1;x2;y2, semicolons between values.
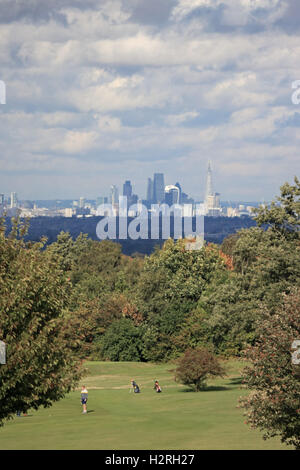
131;379;140;393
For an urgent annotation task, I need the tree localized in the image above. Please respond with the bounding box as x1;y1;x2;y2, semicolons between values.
200;178;300;355
0;219;83;425
45;231;87;273
99;318;144;362
172;307;214;352
65;294;142;358
239;288;300;450
174;347;225;391
253;177;300;238
136;239;226;360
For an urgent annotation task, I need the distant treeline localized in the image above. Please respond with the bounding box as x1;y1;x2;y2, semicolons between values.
4;215;256;255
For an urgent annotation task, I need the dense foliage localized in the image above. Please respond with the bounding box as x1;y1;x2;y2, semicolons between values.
0;219;83;426
134;239;228;361
239;288;300;449
200;177;300;355
1;177;299;447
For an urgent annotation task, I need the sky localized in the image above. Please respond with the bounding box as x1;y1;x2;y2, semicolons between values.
0;0;300;202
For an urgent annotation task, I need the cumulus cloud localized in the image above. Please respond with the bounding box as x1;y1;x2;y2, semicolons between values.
0;0;299;200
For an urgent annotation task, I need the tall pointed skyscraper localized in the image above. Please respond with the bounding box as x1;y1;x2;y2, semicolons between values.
204;161;221;216
205;161;213;200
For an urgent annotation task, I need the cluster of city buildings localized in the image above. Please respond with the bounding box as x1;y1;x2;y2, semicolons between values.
0;163;256;219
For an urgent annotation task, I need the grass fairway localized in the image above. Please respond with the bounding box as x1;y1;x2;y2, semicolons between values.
0;359;291;450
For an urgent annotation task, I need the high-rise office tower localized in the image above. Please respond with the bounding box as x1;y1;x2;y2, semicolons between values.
79;197;85;208
123;180;132;198
110;185;119;205
0;194;4;206
174;182;182;204
10;192;18;208
146;177;153;203
153;173;165;204
165;185;180;205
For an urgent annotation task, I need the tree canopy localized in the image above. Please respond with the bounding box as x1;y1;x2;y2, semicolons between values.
0;219;83;425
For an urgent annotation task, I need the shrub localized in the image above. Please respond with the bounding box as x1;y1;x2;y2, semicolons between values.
174;347;225;391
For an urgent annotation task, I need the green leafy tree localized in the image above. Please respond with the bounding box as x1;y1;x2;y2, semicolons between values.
99;318;144;362
65;294;141;358
239;288;300;450
174;347;226;391
136;239;226;360
0;219;83;425
172;307;214;352
45;231;87;272
46;232;144;357
200;179;300;355
253;177;300;238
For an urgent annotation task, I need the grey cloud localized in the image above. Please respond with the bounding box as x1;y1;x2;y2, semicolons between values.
277;112;300;127
174;3;264;34
128;0;177;25
175;1;299;35
0;0;99;24
275;0;300;34
0;0;177;26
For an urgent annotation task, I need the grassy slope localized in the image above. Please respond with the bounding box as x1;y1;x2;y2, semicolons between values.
0;359;291;450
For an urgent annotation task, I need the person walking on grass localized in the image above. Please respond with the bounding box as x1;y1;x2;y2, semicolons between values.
81;386;88;414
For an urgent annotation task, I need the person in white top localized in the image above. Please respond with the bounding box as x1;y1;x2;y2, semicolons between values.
81;386;88;414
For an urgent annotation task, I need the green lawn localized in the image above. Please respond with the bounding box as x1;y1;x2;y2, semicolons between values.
0;359;291;450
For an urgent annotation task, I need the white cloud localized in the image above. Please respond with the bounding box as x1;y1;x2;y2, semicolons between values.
0;0;299;200
165;111;199;126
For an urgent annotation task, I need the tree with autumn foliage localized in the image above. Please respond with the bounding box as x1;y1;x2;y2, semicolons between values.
174;347;226;391
0;219;83;426
64;294;142;359
200;178;300;355
239;288;300;449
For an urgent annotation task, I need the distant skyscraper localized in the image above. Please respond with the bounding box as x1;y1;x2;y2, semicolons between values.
165;185;180;205
110;185;119;205
79;197;85;208
146;177;153;203
205;161;214;200
123;180;132;198
153;173;165;204
0;194;4;206
204;161;221;216
174;182;182;204
10;192;17;208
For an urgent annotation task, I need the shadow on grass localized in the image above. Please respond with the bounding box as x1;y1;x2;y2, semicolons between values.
180;385;229;393
15;414;34;418
227;377;243;386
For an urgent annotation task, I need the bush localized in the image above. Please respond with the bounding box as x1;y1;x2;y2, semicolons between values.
99;318;144;362
174;347;225;391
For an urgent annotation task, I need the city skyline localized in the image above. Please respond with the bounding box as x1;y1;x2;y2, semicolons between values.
0;1;300;201
0;162;222;205
0;161;257;220
0;162;226;203
0;158;279;207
